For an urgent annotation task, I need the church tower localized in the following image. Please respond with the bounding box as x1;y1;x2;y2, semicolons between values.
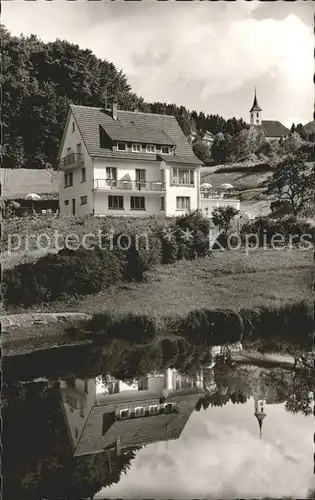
254;397;266;438
250;88;262;126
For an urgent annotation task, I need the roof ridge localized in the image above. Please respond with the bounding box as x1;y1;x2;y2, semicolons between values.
70;103;176;119
119;109;176;118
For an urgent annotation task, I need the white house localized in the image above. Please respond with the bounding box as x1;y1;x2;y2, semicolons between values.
57;101;203;217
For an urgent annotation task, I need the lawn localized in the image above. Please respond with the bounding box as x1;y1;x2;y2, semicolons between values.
26;247;313;317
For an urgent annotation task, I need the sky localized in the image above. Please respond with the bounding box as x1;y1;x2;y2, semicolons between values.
95;398;314;499
3;1;314;126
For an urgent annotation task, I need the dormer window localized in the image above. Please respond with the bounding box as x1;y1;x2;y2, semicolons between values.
117;142;127;151
119;409;130;419
164;403;175;414
149;405;159;415
132;144;142;153
161;146;170;154
134;406;145;417
146;144;156;154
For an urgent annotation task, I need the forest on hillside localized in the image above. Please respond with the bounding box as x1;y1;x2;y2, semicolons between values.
2;25;252;170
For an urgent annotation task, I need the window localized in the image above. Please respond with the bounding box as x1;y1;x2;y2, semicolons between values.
130;196;145;210
79;401;85;418
164;403;175;414
108;195;124;210
146;144;156;153
132;143;142;153
138;378;148;391
74;427;79;439
134;406;145;417
119;409;130;419
64;200;69;206
256;113;259;118
135;169;146;189
117;142;127;151
160;196;165;211
81;167;86;183
172;168;194;186
149;405;159;415
176;196;190;211
161;146;170;154
84;380;88;393
64;172;73;187
72;122;75;132
106;167;117;186
80;195;87;205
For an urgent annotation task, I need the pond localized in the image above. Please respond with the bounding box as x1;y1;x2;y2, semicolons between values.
3;353;314;500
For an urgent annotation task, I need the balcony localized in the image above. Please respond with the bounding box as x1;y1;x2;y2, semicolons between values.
58;153;84;170
93;179;166;192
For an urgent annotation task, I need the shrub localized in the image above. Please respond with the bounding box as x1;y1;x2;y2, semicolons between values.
240;302;314;350
180;308;244;346
3;246;124;307
3;263;47;307
158;227;179;264
82;312;159;345
239;216;314;249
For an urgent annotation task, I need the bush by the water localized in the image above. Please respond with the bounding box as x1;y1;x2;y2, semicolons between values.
78;312;160;345
3;246;123;307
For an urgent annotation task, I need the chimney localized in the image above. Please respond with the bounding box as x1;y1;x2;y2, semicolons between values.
116;437;121;456
111;99;118;120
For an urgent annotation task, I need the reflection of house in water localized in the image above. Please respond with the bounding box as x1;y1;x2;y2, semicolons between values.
60;369;204;457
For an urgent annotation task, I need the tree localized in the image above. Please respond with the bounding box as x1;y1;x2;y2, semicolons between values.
211;132;230;164
263;353;314;417
283;132;303;154
212;206;239;234
192;137;212;164
266;153;314;216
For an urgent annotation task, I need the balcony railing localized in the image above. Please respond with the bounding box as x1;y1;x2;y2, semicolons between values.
58;153;84;169
93;179;166;192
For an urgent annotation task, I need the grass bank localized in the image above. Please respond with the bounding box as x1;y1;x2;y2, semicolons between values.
17;248;312;317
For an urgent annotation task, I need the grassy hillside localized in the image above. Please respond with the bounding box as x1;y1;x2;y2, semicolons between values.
201;165;273;191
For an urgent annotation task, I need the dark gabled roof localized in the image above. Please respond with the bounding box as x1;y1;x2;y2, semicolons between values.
0;168;59;200
158;154;203;165
73;391;203;457
103;123;174;146
69;104;199;162
261;120;290;138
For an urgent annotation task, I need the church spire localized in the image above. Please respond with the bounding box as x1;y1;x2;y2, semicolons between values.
250;88;262;126
250;87;262;112
254;397;266;438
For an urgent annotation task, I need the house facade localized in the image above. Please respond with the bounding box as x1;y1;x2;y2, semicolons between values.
57;102;202;217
